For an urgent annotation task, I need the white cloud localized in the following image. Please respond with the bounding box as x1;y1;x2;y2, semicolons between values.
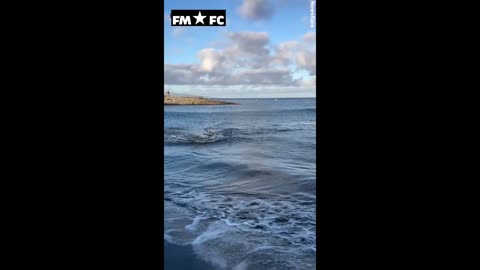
297;76;316;87
164;84;315;98
164;31;316;87
303;32;316;44
198;48;221;72
237;0;274;21
272;41;300;66
297;32;316;75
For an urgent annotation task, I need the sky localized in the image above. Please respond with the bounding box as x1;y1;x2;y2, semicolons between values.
164;0;316;98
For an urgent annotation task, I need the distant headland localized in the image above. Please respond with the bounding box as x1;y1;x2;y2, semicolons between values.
164;95;236;105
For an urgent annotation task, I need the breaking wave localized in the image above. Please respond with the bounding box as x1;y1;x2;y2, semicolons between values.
164;127;304;145
164;189;316;270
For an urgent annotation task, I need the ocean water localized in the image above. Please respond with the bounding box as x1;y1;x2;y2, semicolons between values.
164;98;316;270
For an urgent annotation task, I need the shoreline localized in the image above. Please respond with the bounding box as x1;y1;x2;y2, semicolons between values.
164;96;236;106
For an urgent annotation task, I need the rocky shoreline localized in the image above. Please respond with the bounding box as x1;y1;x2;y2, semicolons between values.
164;96;236;105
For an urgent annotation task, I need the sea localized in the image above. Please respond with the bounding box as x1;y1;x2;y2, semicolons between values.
164;98;316;270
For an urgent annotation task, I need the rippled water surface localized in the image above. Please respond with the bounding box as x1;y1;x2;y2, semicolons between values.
164;98;316;270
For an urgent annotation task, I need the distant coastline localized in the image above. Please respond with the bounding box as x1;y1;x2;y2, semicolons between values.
164;95;236;105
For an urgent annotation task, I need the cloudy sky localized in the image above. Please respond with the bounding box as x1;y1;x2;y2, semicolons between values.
165;0;316;98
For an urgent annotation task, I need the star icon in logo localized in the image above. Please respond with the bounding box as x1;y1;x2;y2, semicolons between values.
193;11;207;24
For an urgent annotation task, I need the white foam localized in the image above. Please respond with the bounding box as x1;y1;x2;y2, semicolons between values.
192;221;229;245
232;260;249;270
192;222;230;269
164;190;316;269
185;215;203;231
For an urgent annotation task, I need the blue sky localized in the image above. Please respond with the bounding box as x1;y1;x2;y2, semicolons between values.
165;0;316;98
